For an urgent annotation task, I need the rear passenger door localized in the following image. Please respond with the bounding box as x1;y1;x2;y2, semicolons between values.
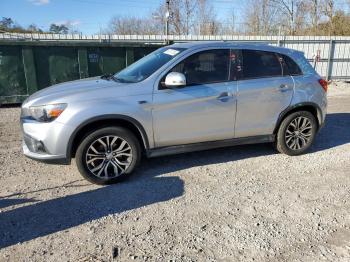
235;49;294;138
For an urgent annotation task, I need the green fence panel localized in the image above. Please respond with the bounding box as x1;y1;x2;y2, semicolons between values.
0;42;163;104
126;47;134;66
33;46;80;90
0;45;27;101
134;47;158;61
22;46;39;95
87;47;126;77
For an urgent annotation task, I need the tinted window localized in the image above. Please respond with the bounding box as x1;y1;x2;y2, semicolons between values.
282;54;303;75
242;50;282;79
171;49;230;86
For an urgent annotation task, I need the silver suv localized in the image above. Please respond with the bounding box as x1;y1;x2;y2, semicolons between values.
21;42;327;184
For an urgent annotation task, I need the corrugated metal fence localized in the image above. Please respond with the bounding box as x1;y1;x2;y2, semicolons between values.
0;33;349;104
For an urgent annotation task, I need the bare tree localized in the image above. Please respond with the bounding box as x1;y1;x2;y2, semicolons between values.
151;4;169;35
170;0;201;35
168;0;182;34
183;0;197;34
197;0;220;35
318;10;350;35
220;8;237;35
108;16;162;35
227;8;236;34
309;0;320;35
244;0;279;35
107;0;219;35
270;0;308;35
322;0;335;35
244;0;260;34
106;0;349;36
294;1;309;34
152;0;199;35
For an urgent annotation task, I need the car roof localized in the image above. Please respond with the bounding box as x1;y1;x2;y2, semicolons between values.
171;41;302;56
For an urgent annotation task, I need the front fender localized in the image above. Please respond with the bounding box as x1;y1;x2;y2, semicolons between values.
57;96;153;159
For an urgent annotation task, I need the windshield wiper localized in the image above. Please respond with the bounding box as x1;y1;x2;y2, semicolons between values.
101;73;135;83
101;73;118;81
100;73;114;80
101;74;126;83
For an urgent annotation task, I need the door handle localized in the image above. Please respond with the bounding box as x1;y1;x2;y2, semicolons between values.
217;92;231;101
279;84;291;92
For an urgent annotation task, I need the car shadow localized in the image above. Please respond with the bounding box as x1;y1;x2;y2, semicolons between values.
0;144;276;250
0;173;184;249
311;113;350;152
0;179;89;199
0;198;37;209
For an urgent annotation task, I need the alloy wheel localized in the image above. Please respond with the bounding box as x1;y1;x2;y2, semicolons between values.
85;135;133;179
285;116;313;150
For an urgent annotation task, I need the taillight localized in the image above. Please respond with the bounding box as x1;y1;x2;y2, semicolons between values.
318;79;328;92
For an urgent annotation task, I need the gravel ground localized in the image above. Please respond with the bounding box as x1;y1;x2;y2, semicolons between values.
0;82;350;261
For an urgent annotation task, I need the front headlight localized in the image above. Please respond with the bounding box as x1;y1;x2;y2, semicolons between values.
27;103;67;122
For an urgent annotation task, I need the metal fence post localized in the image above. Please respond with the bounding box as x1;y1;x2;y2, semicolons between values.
326;39;335;81
78;48;89;79
125;47;134;66
22;46;38;95
277;26;281;46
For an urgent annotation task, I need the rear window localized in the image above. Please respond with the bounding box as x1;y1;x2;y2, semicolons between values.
282;54;302;76
242;50;282;79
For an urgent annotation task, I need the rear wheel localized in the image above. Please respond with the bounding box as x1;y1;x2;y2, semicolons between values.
275;111;317;156
75;127;141;185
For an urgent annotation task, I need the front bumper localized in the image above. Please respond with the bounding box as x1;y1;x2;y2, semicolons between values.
22;141;69;164
21;117;74;165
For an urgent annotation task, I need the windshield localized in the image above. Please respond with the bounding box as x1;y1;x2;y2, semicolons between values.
114;47;186;83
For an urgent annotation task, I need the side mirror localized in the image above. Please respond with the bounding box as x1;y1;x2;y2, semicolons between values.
164;72;186;88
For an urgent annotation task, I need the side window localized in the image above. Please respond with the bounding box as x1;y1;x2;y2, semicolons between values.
242;50;283;79
229;49;243;81
282;54;303;76
170;49;230;86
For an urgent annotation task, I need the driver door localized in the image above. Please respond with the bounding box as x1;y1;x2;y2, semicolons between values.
151;49;238;147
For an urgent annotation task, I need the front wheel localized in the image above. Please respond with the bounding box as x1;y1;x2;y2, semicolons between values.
275;111;317;156
75;127;141;185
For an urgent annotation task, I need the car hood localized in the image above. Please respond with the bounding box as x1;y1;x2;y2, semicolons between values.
24;77;130;106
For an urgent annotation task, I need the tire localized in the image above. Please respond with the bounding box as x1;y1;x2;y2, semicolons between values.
75;126;141;185
275;111;317;156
